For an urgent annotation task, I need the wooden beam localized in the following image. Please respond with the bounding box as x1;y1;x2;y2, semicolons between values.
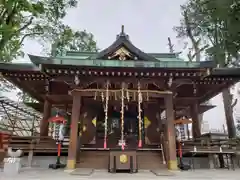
46;75;232;87
70;88;172;97
199;83;232;103
42;65;207;79
43;94;199;107
174;97;198;106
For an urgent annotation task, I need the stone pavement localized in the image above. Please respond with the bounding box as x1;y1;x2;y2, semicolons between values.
1;168;240;180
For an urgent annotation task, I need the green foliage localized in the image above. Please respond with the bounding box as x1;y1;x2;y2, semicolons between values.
0;0;77;93
0;0;78;62
51;27;99;56
175;0;240;65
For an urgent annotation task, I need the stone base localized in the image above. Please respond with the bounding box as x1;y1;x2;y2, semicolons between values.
168;160;178;170
3;157;22;175
67;159;76;169
208;155;215;169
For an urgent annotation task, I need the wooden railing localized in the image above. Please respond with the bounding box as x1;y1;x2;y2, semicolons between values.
179;139;239;154
1;136;65;153
2;136;240;155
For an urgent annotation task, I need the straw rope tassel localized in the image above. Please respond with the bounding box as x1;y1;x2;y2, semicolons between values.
104;81;109;149
137;81;143;148
121;83;125;150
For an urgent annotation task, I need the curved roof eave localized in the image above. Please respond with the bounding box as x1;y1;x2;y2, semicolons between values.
0;62;40;71
210;67;240;77
28;54;53;66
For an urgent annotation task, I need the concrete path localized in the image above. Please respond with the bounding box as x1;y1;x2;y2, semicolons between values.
1;168;240;180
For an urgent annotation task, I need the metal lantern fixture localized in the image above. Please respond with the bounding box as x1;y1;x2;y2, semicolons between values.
48;113;67;169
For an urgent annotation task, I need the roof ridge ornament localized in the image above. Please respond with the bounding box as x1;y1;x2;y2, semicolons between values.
121;25;125;35
117;25;129;40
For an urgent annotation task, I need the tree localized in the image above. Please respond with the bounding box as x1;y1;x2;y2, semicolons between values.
49;28;99;56
0;0;77;92
175;0;240;62
0;0;79;62
175;0;240;138
0;0;78;92
174;9;208;62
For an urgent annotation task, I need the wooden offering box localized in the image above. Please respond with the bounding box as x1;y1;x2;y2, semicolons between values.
109;150;137;173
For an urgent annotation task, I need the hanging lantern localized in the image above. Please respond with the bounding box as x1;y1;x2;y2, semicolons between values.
48;113;67;140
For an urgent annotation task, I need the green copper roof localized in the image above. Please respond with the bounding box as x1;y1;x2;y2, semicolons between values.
28;55;214;68
63;51;184;61
0;62;39;71
64;51;97;59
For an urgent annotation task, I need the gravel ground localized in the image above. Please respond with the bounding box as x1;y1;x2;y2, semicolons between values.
1;168;240;180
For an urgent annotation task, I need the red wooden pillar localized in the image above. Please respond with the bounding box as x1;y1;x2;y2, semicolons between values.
67;93;81;169
40;100;52;136
165;94;177;170
190;103;201;139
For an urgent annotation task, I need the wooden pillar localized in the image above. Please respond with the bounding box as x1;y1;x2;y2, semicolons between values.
190;104;201;139
164;94;178;170
67;93;81;169
40;100;52;136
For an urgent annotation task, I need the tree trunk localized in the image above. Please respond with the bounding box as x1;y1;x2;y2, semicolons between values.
222;88;236;138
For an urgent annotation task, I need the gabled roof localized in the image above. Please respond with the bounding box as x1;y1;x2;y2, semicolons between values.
93;25;159;62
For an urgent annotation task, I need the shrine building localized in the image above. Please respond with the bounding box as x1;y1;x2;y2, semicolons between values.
1;26;240;171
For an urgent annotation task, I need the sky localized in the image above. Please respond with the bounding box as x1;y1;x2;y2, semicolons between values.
7;0;238;131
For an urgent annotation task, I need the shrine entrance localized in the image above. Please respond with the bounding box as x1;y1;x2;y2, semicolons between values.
95;104;144;149
105;105;144;149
